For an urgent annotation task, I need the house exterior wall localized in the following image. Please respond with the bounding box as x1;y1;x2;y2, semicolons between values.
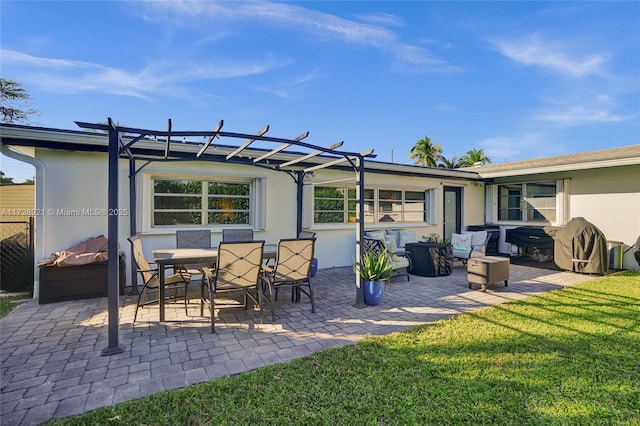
487;164;640;270
26;147;485;295
4;124;637;299
567;165;640;269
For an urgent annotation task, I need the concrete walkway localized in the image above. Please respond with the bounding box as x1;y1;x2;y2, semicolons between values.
0;264;598;425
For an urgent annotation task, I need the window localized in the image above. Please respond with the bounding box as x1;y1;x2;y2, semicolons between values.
313;186;427;225
497;182;556;223
153;178;251;226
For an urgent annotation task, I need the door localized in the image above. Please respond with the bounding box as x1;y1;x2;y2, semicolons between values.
443;186;461;241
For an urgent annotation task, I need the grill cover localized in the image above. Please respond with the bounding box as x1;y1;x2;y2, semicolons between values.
505;226;559;250
554;217;607;274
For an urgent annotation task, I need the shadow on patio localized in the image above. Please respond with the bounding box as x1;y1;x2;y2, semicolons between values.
0;264;598;425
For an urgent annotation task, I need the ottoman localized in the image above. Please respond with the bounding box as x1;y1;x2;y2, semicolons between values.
467;256;509;292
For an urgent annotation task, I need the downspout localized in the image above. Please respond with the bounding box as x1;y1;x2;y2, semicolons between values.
0;143;46;299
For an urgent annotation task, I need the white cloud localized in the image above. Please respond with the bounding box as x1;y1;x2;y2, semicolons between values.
491;32;608;78
0;49;284;99
537;106;634;126
143;0;458;73
535;94;636;126
478;133;565;161
356;12;404;27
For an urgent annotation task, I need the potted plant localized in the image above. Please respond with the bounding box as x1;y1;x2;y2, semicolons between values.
353;249;395;306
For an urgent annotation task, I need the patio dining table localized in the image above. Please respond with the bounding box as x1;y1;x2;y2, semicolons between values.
152;244;277;322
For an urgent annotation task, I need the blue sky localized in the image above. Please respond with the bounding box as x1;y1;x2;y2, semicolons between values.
1;1;639;182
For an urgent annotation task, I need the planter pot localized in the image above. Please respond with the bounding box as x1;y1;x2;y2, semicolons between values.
310;258;318;277
363;280;385;306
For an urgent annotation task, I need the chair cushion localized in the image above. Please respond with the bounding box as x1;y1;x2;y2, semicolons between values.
390;256;410;269
463;230;488;256
451;233;472;255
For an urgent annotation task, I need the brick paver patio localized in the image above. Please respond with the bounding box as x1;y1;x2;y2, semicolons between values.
0;264;598;425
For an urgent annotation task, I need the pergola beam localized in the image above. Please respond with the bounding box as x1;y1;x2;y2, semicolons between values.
196;120;224;158
277;141;344;169
226;125;269;160
303;149;374;173
253;131;309;163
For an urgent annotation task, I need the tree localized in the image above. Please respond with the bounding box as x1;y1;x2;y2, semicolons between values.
408;135;443;167
460;148;492;167
437;156;462;169
0;79;38;124
0;171;14;184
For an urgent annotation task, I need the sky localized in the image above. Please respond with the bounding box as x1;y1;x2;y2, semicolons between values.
1;1;639;182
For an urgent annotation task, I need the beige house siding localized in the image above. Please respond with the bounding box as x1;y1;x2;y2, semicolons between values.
0;183;35;221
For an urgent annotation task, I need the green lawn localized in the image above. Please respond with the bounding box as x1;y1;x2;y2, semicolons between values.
0;293;29;318
48;271;640;425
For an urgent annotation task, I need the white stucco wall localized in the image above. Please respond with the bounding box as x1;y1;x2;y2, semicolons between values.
29;147;487;294
567;165;640;270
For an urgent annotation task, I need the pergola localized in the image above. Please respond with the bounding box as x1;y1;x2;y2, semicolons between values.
76;118;376;355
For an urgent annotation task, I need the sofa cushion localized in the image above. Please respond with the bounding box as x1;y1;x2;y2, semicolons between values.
398;229;417;248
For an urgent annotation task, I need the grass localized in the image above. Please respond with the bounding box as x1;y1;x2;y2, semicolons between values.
47;271;639;425
0;293;29;318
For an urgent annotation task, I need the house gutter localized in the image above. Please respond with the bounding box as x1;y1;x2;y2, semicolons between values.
0;141;46;298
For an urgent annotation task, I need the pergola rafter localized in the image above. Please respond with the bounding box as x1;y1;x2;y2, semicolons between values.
75;118;375;356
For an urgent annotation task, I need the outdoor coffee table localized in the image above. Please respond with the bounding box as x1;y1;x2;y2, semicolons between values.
467;256;510;292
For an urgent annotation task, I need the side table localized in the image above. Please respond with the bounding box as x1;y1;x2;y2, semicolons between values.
467;256;509;292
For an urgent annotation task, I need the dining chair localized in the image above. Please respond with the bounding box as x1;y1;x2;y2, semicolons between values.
222;228;254;242
298;230;316;239
175;229;212;274
199;240;272;333
262;237;316;315
128;235;191;322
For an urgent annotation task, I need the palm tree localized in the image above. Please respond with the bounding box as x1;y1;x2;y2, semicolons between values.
460;148;492;167
437;156;462;168
408;135;443;167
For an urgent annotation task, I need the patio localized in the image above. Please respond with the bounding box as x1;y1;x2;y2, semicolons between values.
0;264;598;425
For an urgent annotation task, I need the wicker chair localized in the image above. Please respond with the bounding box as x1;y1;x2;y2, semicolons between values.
128;236;191;322
362;237;411;281
199;240;271;333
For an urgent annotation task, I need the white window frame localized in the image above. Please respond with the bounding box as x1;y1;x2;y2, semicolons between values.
141;173;266;232
307;185;431;227
492;180;562;225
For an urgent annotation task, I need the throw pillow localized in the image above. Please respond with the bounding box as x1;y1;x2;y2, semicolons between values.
385;229;401;245
383;234;397;254
365;230;386;241
451;233;472;253
398;230;417;248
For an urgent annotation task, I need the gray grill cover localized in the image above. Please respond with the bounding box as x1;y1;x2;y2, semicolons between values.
554;217;607;274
